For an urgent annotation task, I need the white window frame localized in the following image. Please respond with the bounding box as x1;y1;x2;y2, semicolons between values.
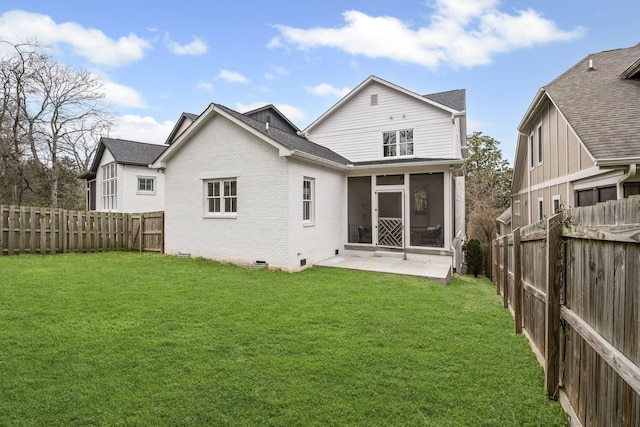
204;178;237;217
137;176;156;194
552;195;561;215
538;197;544;222
101;162;117;211
537;124;543;165
529;133;535;169
383;129;414;158
513;200;521;216
303;177;315;224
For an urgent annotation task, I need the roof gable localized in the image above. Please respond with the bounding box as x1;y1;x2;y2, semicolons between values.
152;103;350;169
302;75;464;134
538;44;640;161
166;112;199;145
243;104;300;135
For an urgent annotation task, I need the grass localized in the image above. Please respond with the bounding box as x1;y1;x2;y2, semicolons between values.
0;252;567;426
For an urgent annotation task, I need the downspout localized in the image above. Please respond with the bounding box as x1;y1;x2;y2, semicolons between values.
617;163;637;199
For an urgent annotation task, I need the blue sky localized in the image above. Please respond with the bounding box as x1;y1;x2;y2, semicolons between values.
1;1;638;163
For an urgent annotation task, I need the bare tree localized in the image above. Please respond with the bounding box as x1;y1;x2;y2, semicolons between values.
0;40;112;207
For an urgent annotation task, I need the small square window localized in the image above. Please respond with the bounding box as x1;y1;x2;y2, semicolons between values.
204;178;237;216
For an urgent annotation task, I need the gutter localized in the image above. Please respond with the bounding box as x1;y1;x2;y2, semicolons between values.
617;163;638;199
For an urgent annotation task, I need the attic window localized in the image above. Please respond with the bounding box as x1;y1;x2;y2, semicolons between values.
370;94;378;106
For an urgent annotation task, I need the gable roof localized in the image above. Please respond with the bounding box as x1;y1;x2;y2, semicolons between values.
80;137;167;179
520;43;640;163
302;75;465;134
423;89;466;112
152;103;350;170
243;104;300;135
165;112;199;145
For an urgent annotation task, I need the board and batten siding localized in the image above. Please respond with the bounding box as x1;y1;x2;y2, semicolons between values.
307;81;457;162
163;113;292;269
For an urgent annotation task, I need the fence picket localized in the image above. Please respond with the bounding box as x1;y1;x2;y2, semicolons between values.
0;205;163;256
493;197;640;422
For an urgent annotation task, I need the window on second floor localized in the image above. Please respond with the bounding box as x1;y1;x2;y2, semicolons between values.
529;134;534;168
537;125;543;165
383;129;413;158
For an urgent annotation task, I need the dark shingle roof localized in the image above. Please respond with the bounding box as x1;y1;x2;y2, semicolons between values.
215;104;351;165
101;138;167;166
544;44;640;160
424;89;466;112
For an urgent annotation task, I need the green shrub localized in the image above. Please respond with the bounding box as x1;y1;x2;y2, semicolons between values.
463;238;484;277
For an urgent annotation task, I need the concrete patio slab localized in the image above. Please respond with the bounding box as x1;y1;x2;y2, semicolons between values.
315;255;451;284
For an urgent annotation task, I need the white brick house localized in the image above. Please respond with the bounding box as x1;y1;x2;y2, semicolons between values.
152;76;467;275
80;138;166;213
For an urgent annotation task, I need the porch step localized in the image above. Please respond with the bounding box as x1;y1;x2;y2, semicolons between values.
373;250;406;259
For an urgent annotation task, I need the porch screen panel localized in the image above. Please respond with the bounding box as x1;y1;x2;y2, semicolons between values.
348;176;372;243
409;173;444;247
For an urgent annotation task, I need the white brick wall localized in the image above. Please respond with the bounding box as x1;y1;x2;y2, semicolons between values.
164;113;293;269
287;159;346;271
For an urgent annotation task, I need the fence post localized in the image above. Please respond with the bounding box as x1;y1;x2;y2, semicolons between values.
513;227;522;334
502;235;509;308
494;238;499;294
545;213;563;400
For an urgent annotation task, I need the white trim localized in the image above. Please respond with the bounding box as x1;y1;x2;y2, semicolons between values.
302;75;461;134
512;166;610;196
551;195;561;215
302;177;315;224
537;123;543;166
537;197;544;221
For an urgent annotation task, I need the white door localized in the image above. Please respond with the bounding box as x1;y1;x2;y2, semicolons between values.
376;191;404;248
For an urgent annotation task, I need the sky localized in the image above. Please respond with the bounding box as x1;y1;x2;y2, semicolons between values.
0;0;638;164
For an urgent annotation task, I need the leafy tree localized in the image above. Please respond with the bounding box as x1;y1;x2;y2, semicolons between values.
462;238;483;277
465;132;513;246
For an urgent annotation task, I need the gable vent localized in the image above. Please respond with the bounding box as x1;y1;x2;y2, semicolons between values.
370;94;378;106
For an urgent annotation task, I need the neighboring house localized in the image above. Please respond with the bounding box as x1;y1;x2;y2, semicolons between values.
152;76;467;277
497;207;512;236
511;44;640;229
80;137;167;212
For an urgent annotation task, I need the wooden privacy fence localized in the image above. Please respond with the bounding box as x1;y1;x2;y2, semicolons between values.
493;195;640;427
0;205;164;255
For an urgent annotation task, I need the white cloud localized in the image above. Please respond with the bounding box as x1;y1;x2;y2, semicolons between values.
305;83;351;98
195;81;214;93
236;102;306;124
270;0;585;69
166;34;208;56
217;69;249;83
110;115;175;144
0;10;151;67
265;65;289;80
99;77;146;108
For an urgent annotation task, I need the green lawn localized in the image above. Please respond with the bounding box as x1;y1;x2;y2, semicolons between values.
0;253;567;426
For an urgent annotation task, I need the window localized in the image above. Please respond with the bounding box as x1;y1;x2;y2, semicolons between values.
383;130;413;158
303;178;314;223
137;177;155;193
370;94;378;106
205;178;237;215
513;200;521;216
529;134;534;168
537;125;543;164
624;182;640;198
552;195;561;214
538;198;544;221
576;185;617;207
102;162;117;210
